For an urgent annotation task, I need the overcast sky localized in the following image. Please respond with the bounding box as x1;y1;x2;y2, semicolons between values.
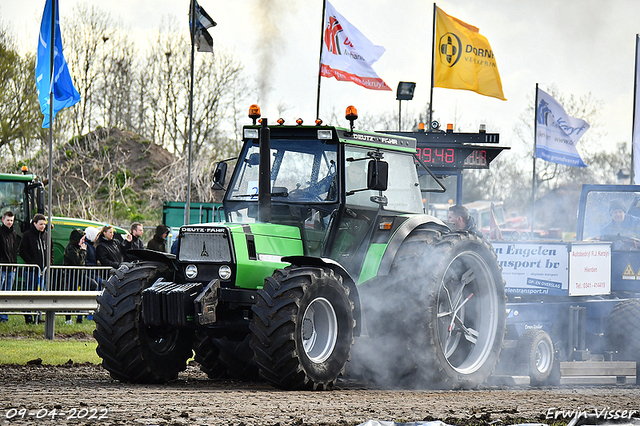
2;0;640;157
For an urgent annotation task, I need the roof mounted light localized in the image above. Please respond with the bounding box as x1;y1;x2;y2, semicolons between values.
315;118;323;126
277;118;285;125
446;123;453;133
479;123;486;133
345;105;358;132
296;118;303;126
317;130;332;140
21;165;29;174
248;104;261;125
244;128;259;139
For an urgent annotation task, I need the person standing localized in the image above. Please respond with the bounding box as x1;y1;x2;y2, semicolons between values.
0;211;18;322
147;224;170;252
63;229;97;324
18;213;50;324
122;222;144;261
96;225;128;269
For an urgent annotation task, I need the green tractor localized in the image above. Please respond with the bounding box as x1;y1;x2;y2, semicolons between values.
93;107;506;390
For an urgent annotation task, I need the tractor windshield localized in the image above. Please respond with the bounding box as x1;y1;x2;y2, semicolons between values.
581;188;640;246
226;138;338;222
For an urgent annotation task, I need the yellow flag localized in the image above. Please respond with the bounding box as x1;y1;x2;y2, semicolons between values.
434;7;506;100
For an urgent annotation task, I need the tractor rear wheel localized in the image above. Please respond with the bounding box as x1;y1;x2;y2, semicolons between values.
364;231;506;389
93;262;194;383
605;299;640;361
250;266;354;390
193;332;227;380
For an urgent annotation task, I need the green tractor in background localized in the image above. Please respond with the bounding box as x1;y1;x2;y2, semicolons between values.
93;106;506;390
0;169;122;266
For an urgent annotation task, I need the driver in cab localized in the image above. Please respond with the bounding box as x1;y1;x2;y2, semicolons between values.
600;199;640;239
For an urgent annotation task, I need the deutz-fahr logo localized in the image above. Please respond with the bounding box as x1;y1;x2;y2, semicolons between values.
182;227;225;234
439;32;462;67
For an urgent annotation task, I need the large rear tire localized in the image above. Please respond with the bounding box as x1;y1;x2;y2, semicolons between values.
193;332;227;380
417;232;506;388
605;299;640;361
93;262;194;383
250;266;354;390
361;231;505;389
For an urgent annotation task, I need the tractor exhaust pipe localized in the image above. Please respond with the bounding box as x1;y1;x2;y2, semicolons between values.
258;118;271;223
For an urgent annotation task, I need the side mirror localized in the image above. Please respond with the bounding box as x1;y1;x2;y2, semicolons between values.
367;160;388;191
212;162;228;189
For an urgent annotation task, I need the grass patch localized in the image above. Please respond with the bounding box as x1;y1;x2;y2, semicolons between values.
0;339;100;365
0;314;100;365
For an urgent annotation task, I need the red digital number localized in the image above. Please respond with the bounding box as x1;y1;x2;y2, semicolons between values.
445;148;454;163
422;148;431;163
434;148;444;163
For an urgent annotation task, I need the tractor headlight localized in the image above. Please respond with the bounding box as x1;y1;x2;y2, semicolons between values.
219;265;232;280
185;264;198;279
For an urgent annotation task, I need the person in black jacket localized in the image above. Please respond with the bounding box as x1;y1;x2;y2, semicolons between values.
0;211;18;322
147;224;170;252
122;222;144;261
18;213;50;323
96;225;129;269
63;229;97;324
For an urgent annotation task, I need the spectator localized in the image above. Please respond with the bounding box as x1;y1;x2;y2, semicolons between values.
84;227;100;266
0;211;18;322
147;225;170;252
63;229;97;325
122;222;144;261
96;225;126;269
448;205;487;241
18;213;51;324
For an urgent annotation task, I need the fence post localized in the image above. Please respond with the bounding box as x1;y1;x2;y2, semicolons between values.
44;310;55;340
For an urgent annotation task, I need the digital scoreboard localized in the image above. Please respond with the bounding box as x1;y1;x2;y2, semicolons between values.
415;146;503;170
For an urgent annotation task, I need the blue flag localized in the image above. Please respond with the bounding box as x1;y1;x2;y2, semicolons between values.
35;0;80;128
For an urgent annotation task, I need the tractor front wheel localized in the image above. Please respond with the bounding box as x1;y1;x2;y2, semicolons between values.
250;266;354;390
93;262;194;383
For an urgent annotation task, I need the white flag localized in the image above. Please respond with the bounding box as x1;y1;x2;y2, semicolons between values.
633;35;640;183
320;1;391;91
535;87;589;167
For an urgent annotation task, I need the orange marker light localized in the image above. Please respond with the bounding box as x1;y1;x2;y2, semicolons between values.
277;118;285;125
315;119;323;126
296;118;303;125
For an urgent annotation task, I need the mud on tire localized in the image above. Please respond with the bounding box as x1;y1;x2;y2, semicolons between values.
250;266;355;390
93;262;194;383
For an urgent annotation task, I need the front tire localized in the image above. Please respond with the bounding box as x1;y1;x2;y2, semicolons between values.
250;266;354;390
93;262;194;383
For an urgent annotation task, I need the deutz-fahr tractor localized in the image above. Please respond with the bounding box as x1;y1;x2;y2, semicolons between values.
93;106;506;390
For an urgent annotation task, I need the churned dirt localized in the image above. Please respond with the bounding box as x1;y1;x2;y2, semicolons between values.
1;362;640;426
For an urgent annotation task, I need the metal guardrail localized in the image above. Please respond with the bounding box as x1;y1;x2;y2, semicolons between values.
0;263;112;339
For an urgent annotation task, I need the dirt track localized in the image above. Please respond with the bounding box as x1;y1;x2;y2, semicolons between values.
1;363;640;426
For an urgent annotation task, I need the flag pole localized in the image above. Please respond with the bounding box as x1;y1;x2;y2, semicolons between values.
185;0;197;226
632;34;639;184
531;84;538;234
315;0;327;120
428;3;437;130
45;0;55;299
